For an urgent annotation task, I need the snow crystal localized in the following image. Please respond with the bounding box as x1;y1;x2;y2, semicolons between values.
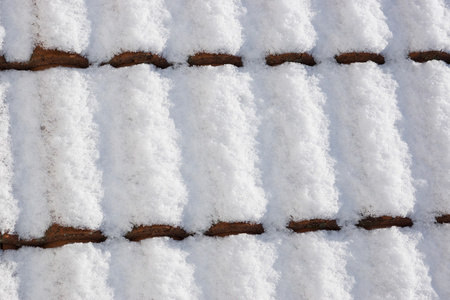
92;65;187;237
318;62;415;221
168;65;266;232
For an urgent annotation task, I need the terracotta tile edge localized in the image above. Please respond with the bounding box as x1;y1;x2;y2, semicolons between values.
107;52;172;69
125;225;190;241
436;214;450;224
287;219;341;233
356;216;413;230
187;53;243;67
408;51;450;64
1;47;89;71
204;222;264;237
1;224;106;249
335;52;385;65
266;52;316;66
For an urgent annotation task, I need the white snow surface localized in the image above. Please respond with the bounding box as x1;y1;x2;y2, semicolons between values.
0;1;450;299
1;0;448;62
0;228;449;299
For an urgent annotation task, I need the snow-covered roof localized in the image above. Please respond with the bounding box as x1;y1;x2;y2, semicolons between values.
1;0;450;299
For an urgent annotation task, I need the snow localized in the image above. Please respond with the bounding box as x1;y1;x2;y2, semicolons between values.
169;65;266;232
0;1;450;298
2;243;112;299
393;60;450;221
384;0;450;57
93;65;187;236
313;0;392;61
319;62;415;221
0;0;35;62
255;64;338;227
34;0;90;55
86;0;170;63
0;79;16;233
0;228;449;298
242;0;316;60
346;227;436;299
166;0;245;63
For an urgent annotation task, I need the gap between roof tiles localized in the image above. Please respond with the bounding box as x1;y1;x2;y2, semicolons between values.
2;216;450;250
1;48;449;71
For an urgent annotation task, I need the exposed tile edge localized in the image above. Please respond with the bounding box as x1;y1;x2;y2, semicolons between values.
106;52;172;69
0;47;89;71
1;224;106;249
356;216;413;230
125;225;190;241
187;53;243;67
287;219;341;233
204;222;264;237
409;51;450;64
266;52;316;66
335;52;385;65
435;214;450;224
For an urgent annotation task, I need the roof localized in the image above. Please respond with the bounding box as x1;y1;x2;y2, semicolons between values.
1;0;450;299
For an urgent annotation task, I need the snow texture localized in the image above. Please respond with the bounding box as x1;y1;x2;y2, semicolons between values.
319;62;415;221
92;65;187;236
86;0;170;62
394;60;450;220
255;64;338;227
384;0;450;57
242;0;316;60
169;65;266;232
0;0;35;62
34;0;90;55
0;228;449;299
313;0;391;61
0;1;449;299
166;0;245;62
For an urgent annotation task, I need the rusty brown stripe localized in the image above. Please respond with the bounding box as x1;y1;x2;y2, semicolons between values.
0;46;89;71
188;53;243;67
266;53;316;66
287;219;340;233
1;224;106;249
335;52;385;65
125;225;190;241
435;214;450;224
204;222;264;237
107;52;172;69
356;216;413;230
409;51;450;64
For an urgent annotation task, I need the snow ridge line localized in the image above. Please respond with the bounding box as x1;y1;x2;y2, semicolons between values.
1;216;449;250
1;48;449;71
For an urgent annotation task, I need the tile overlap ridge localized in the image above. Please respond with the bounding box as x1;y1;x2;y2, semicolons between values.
2;215;450;250
1;48;449;71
